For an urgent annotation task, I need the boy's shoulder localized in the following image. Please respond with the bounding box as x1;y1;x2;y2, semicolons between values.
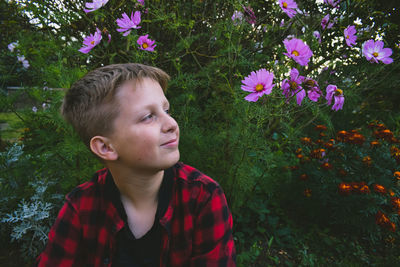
173;162;222;193
65;168;108;202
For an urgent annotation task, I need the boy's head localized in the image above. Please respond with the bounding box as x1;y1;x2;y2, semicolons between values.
62;63;170;148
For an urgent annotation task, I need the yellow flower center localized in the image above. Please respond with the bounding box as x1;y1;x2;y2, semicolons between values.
143;43;149;49
282;2;288;8
346;35;349;39
90;40;95;45
373;52;379;57
290;81;298;90
292;50;299;56
335;89;343;96
255;84;264;92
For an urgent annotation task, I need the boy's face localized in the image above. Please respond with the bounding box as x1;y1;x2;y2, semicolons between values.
108;78;180;172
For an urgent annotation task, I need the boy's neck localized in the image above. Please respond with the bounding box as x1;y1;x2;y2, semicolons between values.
108;165;164;209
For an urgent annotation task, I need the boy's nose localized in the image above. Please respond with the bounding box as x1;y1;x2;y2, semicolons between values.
161;113;178;133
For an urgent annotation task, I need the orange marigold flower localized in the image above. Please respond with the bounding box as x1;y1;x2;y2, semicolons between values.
315;139;324;145
349;133;365;145
351;182;361;191
359;182;370;194
388;222;396;232
392;197;400;210
301;137;312;144
299;174;308;181
362;156;372;166
390;137;400;144
370;140;380;148
296;154;304;159
389;189;395;197
338;182;352;195
319;132;326;138
376;123;386;130
324;142;334;150
337;130;348;141
373;184;387;194
295;148;302;154
290;165;299;171
394;171;400;180
376;211;389;224
321;162;333;170
304;189;312;197
310;148;326;159
315;125;327;131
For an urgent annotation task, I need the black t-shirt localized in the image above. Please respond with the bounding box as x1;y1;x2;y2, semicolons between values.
109;168;174;267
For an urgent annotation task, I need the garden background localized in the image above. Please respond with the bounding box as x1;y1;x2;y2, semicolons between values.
1;0;400;265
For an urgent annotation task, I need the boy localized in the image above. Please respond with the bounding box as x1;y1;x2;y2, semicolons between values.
37;63;236;266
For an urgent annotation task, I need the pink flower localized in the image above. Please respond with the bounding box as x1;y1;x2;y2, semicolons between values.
313;31;321;43
283;38;313;66
137;0;144;5
279;0;298;18
326;85;344;111
231;11;244;25
243;6;256;24
84;0;109;13
241;69;275;102
321;14;335;29
362;40;393;64
137;35;156;51
324;0;340;7
17;55;30;69
281;68;306;105
79;28;102;54
116;11;141;36
8;41;18;52
304;78;322;102
344;25;357;47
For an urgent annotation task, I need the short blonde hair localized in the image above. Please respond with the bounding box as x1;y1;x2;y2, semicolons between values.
62;63;170;147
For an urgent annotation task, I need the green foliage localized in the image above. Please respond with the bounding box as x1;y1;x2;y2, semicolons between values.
1;0;400;265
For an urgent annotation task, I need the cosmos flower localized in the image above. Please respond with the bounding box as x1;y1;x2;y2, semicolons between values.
344;25;357;47
84;0;109;13
281;68;306;105
324;0;340;7
243;5;256;24
137;0;144;5
137;34;156;51
17;55;30;69
8;41;18;52
304;78;322;102
231;11;244;25
321;14;335;29
278;0;298;18
116;11;141;36
283;38;313;66
362;40;393;64
313;31;321;43
326;84;344;111
79;28;102;54
241;68;275;102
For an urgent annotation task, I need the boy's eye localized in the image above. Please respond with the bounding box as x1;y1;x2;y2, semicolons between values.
165;109;170;114
142;114;154;121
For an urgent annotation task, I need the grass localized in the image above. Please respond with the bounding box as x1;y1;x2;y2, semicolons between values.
0;112;24;141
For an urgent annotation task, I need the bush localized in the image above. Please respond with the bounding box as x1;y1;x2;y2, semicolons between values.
286;122;400;240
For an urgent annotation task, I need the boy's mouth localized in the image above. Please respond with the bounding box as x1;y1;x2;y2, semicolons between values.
161;138;179;147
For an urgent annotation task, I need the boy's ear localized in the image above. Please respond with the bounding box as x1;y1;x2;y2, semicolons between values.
90;136;118;161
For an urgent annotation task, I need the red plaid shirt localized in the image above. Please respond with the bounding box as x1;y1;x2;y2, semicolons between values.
37;162;236;266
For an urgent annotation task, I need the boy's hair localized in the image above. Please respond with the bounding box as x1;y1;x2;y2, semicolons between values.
62;63;170;147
